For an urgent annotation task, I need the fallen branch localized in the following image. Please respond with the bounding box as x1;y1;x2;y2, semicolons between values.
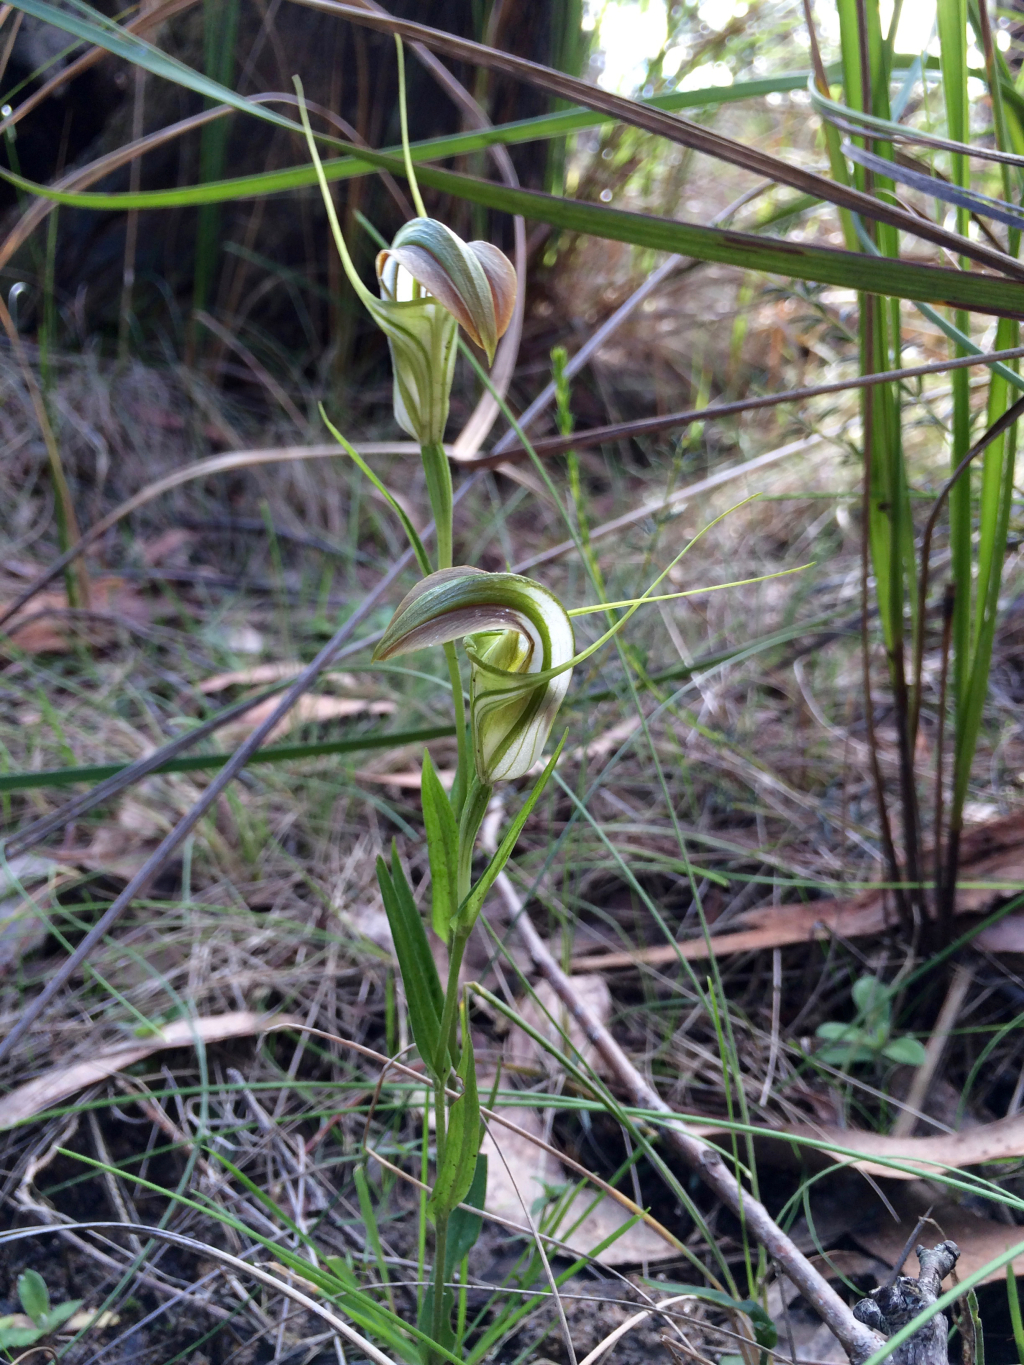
853;1242;960;1365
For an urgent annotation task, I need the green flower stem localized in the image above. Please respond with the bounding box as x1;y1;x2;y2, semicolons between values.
430;1078;449;1362
420;441;453;571
430;1221;448;1360
427;772;491;1358
429;933;471;1360
457;777;492;908
434;928;470;1081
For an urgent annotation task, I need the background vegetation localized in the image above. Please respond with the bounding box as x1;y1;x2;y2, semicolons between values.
3;2;1024;1365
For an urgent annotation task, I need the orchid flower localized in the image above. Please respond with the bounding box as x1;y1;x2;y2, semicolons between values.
297;88;516;450
373;217;516;446
373;567;574;783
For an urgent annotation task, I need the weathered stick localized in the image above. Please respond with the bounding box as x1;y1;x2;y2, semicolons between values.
482;811;883;1365
854;1241;961;1365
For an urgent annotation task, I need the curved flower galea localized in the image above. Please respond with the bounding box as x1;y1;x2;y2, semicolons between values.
296;80;516;570
375;218;517;447
373;567;575;783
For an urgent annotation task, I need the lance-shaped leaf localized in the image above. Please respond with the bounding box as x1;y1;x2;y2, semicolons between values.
373;568;575;783
421;749;459;941
428;1008;480;1222
376;845;444;1067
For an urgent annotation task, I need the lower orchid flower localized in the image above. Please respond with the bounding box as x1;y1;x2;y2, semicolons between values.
372;566;574;784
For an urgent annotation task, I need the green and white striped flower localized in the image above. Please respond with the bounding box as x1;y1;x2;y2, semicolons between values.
373;567;574;783
371;217;516;445
298;86;515;445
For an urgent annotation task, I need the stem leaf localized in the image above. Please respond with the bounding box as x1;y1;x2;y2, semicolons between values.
376;846;444;1067
428;1015;480;1222
421;750;459;941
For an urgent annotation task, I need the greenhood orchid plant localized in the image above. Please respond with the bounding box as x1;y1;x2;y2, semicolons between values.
296;52;786;1363
297;61;549;1360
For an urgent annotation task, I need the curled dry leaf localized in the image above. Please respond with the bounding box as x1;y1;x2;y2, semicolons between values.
218;695;395;745
974;912;1024;952
853;1184;1024;1286
353;767;455;790
198;663;359;694
787;1111;1024;1179
571;810;1024;970
0;1012;302;1130
0;854;68;976
0;576;149;655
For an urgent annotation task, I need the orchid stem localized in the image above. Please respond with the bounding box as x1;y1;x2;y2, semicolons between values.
421;441;453;571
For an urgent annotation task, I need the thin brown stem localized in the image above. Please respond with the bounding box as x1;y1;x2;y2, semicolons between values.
299;0;1024;282
932;583;955;926
469;344;1024;467
860;294;908;930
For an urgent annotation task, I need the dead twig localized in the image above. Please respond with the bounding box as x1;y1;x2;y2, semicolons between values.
853;1241;960;1365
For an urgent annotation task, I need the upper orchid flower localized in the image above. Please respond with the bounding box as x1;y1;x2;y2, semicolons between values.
372;217;516;445
297;85;516;447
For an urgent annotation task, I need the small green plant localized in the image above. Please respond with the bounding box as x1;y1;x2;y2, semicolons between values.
0;1269;82;1350
815;976;928;1068
295;41;767;1360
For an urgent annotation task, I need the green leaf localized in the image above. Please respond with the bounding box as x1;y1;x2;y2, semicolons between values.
445;1153;488;1278
0;724;457;794
882;1036;929;1066
457;734;565;930
815;1021;864;1042
817;1043;878;1066
17;1270;49;1325
649;1284;777;1350
321;1256;423;1363
376;848;444;1067
0;1319;45;1349
421;750;459;941
1007;1263;1024;1365
852;976;891;1029
17;141;1024;315
967;1287;986;1365
39;1300;83;1333
429;1019;481;1222
9;0;298;135
319;410;432;576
